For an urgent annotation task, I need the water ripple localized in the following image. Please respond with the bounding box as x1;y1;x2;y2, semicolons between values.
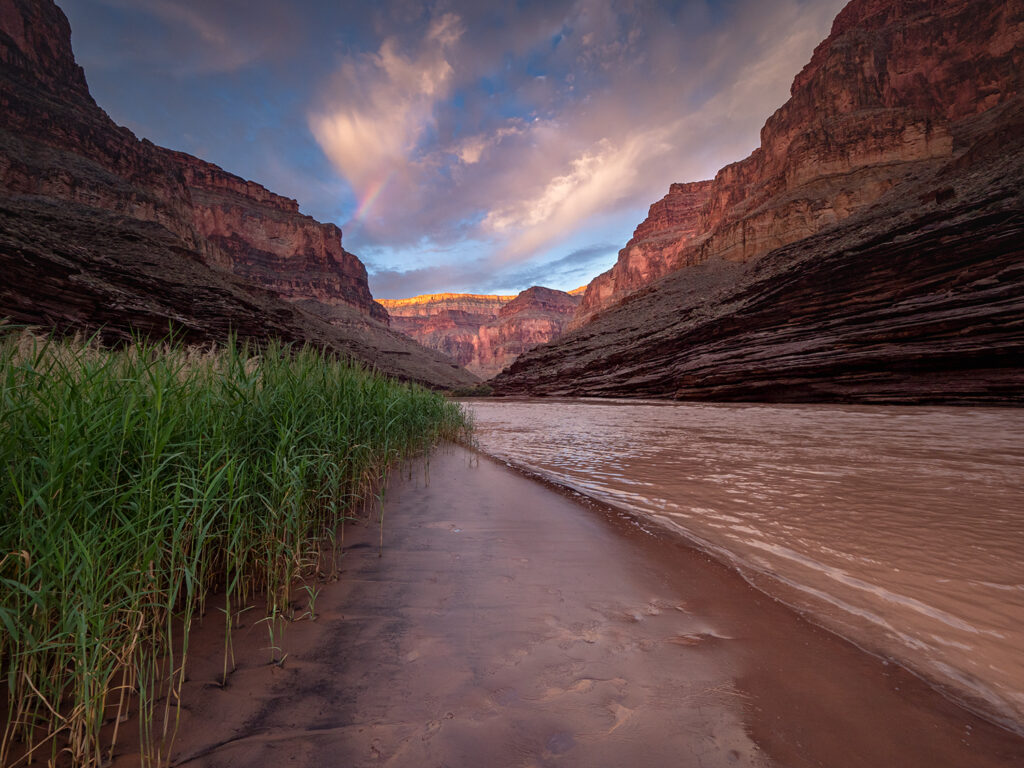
465;398;1024;730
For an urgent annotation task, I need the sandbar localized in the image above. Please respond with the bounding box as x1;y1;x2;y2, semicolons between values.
124;445;1024;767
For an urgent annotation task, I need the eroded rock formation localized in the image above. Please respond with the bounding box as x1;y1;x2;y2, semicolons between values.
381;287;581;379
574;0;1022;324
495;0;1024;404
574;181;713;326
0;0;473;388
168;149;389;323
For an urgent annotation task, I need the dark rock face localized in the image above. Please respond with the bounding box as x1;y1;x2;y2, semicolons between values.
494;0;1024;404
0;0;473;388
381;287;580;379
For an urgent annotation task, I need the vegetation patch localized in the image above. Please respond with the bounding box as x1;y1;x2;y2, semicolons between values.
0;329;469;766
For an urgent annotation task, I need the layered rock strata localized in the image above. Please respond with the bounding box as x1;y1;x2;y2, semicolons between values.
167;149;389;324
494;0;1024;404
0;0;473;388
574;181;713;326
574;0;1023;324
381;287;581;379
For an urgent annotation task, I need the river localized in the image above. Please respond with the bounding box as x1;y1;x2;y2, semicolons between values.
463;398;1024;734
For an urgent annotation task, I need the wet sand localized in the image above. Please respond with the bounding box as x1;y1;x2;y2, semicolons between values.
464;398;1024;729
149;445;1024;767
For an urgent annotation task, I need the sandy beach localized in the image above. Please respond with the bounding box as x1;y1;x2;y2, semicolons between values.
130;445;1024;767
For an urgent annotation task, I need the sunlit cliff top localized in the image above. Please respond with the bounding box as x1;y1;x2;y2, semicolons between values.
378;293;518;308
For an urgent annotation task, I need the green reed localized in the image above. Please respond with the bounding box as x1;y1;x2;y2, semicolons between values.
0;330;468;767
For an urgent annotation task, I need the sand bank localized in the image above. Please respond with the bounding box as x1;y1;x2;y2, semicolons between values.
125;445;1024;767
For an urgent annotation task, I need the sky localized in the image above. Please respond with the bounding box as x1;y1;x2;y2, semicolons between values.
59;0;847;299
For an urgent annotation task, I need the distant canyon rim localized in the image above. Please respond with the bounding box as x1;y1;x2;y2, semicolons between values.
379;287;584;379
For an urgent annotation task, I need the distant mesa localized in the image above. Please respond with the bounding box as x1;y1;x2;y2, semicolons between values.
495;0;1024;404
380;286;582;379
0;0;476;389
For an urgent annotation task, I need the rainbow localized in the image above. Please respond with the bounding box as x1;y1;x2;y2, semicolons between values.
353;172;393;221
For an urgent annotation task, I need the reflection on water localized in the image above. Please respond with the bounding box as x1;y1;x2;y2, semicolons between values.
464;398;1024;732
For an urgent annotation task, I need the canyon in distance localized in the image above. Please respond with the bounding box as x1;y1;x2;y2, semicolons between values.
379;286;584;379
1;0;1020;401
338;0;1024;403
2;0;1023;766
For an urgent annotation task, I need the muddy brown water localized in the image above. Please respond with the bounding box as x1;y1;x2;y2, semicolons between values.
151;443;1023;767
464;398;1024;736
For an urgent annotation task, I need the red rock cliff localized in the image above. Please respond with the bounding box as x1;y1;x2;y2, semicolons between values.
494;0;1024;415
574;0;1023;324
0;0;476;388
381;287;580;378
575;181;713;325
168;150;388;322
380;293;515;318
0;0;386;323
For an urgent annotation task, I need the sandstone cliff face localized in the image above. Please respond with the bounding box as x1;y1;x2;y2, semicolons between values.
575;0;1022;323
0;0;473;388
574;181;713;326
381;287;580;379
168;150;389;323
380;293;516;318
0;0;386;323
495;0;1024;405
382;294;514;378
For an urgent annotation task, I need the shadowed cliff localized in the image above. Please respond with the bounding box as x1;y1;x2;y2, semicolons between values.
494;0;1024;404
0;0;477;389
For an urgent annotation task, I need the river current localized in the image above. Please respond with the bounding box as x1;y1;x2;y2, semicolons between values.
463;398;1024;733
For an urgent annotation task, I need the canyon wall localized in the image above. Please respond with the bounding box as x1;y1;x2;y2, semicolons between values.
0;0;472;387
574;0;1023;324
381;287;580;379
0;0;385;322
167;150;389;323
574;181;713;326
495;0;1024;404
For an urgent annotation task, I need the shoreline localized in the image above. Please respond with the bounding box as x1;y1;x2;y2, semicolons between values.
122;444;1024;767
483;445;1024;738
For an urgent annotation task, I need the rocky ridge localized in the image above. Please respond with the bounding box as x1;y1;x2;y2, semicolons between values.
0;0;473;388
381;287;581;379
494;0;1024;404
573;0;1022;324
574;180;713;326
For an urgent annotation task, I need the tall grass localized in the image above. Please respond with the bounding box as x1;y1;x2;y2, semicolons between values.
0;329;468;767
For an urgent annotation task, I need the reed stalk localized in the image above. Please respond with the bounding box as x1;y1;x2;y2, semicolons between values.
0;329;469;767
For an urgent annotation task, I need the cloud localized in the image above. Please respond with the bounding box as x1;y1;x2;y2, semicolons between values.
308;0;846;295
369;261;489;299
481;127;673;260
545;242;620;271
456;135;488;165
502;241;621;288
308;13;464;223
76;0;302;74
